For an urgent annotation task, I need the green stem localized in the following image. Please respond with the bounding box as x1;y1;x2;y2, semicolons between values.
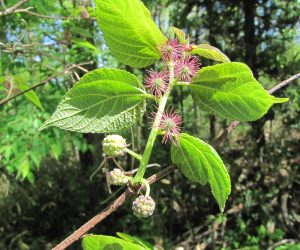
125;148;142;161
133;63;175;182
142;179;151;196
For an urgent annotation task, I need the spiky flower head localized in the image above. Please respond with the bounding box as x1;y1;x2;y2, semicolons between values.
155;107;182;144
132;195;156;218
102;135;127;157
175;56;200;82
160;39;182;62
144;70;169;97
109;168;129;186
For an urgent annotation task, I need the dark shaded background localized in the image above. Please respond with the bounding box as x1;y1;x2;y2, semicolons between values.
0;0;299;249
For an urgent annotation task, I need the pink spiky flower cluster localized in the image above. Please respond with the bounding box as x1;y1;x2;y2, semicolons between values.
175;56;200;82
151;107;182;144
144;39;200;144
159;39;200;82
160;39;182;62
144;39;200;98
144;70;169;97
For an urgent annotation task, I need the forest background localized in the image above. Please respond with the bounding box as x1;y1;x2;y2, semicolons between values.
0;0;299;249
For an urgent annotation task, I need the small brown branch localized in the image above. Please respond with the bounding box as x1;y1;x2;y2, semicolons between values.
0;61;94;107
19;10;81;20
0;0;29;17
268;72;300;94
53;191;130;250
215;72;300;142
52;166;176;250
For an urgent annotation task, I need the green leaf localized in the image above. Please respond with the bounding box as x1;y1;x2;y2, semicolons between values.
73;40;100;54
16;157;30;180
171;27;189;45
30;151;42;168
0;76;6;85
171;133;231;212
17;83;43;110
95;0;167;68
51;144;62;160
39;68;148;133
116;233;154;250
82;235;145;250
191;44;230;63
190;62;288;121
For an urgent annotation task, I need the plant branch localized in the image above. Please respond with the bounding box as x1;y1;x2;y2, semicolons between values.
52;165;176;250
51;71;299;250
268;72;300;95
0;0;29;17
215;72;300;141
0;61;94;107
16;10;85;20
125;148;142;161
134;62;176;182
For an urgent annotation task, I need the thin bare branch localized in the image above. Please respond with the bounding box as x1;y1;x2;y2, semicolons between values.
268;72;300;94
0;61;94;107
0;0;29;17
18;10;81;20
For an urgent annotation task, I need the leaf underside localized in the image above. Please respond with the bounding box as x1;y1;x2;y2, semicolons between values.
171;133;231;212
40;68;147;133
190;62;288;121
95;0;167;68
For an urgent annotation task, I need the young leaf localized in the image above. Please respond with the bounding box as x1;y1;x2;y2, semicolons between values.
82;235;144;250
171;27;189;45
40;69;148;133
17;83;43;110
191;44;230;63
116;232;154;250
171;133;231;212
95;0;167;68
16;157;30;180
13;73;43;109
190;62;288;121
73;40;100;55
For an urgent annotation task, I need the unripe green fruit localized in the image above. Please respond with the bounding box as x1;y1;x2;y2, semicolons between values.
132;195;155;218
109;168;129;186
102;135;127;157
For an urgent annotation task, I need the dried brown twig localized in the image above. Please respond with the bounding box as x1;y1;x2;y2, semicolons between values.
0;0;29;17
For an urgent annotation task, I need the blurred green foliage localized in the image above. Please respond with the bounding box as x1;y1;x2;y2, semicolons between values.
0;0;299;249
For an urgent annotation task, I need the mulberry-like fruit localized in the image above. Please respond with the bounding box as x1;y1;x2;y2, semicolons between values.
109;168;129;186
132;195;155;218
102;135;127;157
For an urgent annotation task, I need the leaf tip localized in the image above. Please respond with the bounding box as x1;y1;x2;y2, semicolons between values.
274;97;289;103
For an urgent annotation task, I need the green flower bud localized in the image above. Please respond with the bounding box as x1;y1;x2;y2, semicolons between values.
109;168;129;186
132;195;155;218
102;135;127;157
